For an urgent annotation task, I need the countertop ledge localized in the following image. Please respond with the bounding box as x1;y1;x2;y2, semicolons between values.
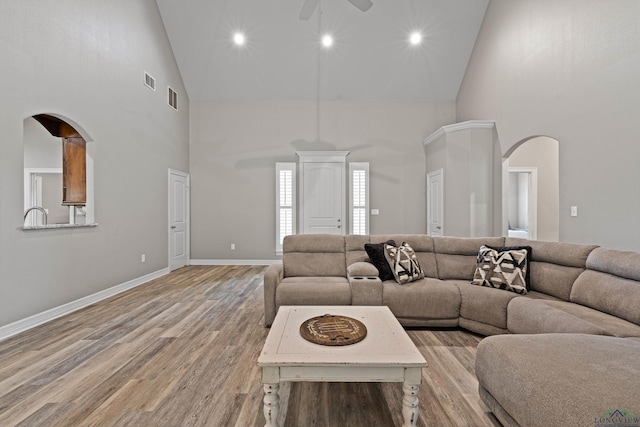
21;223;99;231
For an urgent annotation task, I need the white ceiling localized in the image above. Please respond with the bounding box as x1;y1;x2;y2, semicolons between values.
156;0;488;101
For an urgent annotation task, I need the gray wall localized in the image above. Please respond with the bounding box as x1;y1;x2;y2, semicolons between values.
190;99;455;260
457;0;640;250
0;1;189;328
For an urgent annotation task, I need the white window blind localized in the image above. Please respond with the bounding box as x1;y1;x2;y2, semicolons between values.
349;162;369;235
276;162;296;254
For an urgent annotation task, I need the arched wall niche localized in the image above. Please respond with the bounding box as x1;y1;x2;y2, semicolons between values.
23;113;95;227
502;135;559;241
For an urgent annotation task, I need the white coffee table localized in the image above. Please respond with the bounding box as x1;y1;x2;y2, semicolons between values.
257;306;428;427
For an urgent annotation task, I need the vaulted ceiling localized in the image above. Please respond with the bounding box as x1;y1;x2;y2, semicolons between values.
156;0;488;101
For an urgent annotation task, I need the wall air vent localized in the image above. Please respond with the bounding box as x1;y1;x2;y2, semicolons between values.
144;72;156;91
168;87;178;110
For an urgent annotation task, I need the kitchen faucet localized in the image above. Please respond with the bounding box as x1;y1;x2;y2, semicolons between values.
24;206;48;225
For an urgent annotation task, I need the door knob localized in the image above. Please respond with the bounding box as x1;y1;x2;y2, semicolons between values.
171;225;177;229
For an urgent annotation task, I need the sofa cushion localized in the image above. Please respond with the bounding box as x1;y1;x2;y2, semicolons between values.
571;271;640;327
363;239;396;281
283;234;346;277
506;298;640;337
433;237;505;280
345;234;371;266
506;238;598;300
471;245;531;294
456;281;520;331
384;242;424;284
382;278;460;320
542;300;640;337
275;277;351;308
527;261;585;301
348;234;438;278
585;246;640;281
476;334;640;427
346;261;379;278
507;298;607;335
570;247;640;326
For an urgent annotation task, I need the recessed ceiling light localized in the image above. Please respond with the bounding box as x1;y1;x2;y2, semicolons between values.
321;34;333;48
233;32;246;46
409;32;422;46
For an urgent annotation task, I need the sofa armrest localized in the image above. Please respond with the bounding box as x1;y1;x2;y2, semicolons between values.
348;262;383;306
264;262;284;327
347;261;379;278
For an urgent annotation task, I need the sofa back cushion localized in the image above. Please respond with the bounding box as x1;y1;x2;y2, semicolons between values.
570;247;640;326
283;234;346;277
434;237;505;280
506;238;598;301
345;235;373;266
345;234;437;278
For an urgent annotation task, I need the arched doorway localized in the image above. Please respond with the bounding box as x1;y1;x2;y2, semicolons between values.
502;136;559;241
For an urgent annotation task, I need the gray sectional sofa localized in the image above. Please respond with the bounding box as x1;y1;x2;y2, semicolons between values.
263;234;640;427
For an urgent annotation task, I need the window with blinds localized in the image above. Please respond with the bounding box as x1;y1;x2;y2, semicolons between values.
349;162;369;235
276;162;296;254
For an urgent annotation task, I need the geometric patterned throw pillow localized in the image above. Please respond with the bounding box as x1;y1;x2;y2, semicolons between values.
471;245;531;294
383;242;425;285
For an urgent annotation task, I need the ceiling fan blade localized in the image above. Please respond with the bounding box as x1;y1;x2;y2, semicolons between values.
346;0;373;12
299;0;320;20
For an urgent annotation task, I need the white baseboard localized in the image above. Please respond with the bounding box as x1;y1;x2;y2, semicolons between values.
0;267;169;342
189;259;280;266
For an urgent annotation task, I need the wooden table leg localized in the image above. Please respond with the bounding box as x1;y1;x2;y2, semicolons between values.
263;383;280;427
402;383;420;427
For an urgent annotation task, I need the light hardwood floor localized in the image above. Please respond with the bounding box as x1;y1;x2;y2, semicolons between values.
0;265;500;427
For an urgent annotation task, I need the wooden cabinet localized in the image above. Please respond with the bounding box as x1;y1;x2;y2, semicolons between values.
62;136;86;205
33;115;86;206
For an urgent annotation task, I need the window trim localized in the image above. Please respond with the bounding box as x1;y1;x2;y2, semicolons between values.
276;162;297;255
349;162;369;235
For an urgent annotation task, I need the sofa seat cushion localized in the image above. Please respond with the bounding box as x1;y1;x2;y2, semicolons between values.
455;281;520;331
507;298;640;337
275;277;351;308
476;334;640;427
382;278;460;320
454;282;560;335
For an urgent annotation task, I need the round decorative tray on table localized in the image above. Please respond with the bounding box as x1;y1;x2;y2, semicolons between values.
300;314;367;346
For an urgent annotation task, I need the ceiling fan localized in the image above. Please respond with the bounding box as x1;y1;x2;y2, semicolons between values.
299;0;373;20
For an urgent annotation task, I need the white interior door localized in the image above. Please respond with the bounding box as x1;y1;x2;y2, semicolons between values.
302;162;344;234
169;169;189;271
427;169;444;236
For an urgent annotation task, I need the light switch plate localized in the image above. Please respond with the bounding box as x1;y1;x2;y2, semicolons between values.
570;206;578;217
